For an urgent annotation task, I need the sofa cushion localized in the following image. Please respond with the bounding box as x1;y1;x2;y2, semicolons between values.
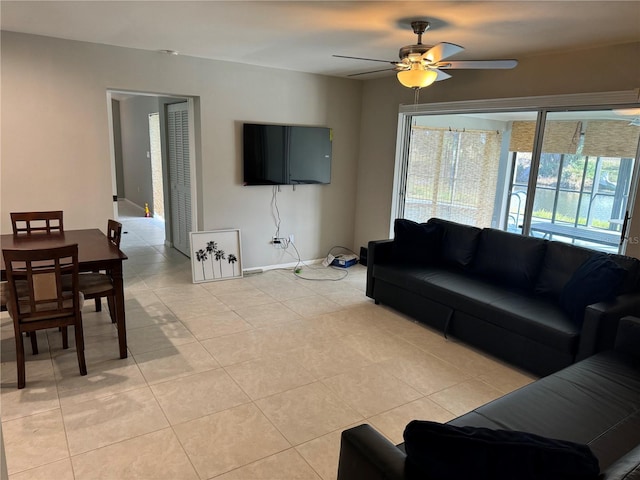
403;420;600;480
473;228;547;290
374;265;579;352
450;351;640;470
609;254;640;294
429;273;577;352
560;254;627;325
372;264;443;293
536;242;640;300
535;242;593;300
426;218;481;269
486;294;578;352
392;219;441;266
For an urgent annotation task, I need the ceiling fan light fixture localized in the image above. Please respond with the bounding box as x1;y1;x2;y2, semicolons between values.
396;64;437;89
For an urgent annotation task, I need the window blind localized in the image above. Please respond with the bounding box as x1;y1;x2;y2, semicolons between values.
405;126;500;227
509;121;581;154
582;120;640;158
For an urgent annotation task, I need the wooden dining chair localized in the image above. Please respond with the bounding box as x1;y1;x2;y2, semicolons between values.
0;282;26;314
11;211;64;235
1;282;8;310
77;219;123;322
3;244;87;389
1;282;29;314
4;212;63;315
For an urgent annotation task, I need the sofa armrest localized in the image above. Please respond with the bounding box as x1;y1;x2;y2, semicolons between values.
337;424;406;480
601;443;640;479
576;293;640;361
614;316;640;359
366;239;394;299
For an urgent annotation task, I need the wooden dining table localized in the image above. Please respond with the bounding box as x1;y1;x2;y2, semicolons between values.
1;229;129;359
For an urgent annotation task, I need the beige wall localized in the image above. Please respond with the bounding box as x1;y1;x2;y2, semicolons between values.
353;42;640;255
0;32;362;269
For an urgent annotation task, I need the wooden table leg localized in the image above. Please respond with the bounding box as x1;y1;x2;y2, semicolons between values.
111;261;127;359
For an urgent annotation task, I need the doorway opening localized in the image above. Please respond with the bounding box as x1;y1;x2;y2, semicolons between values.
107;91;197;257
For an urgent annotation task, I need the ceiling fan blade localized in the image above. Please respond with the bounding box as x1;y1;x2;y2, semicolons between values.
423;42;464;62
333;54;396;65
437;59;518;69
434;69;452;82
347;68;397;77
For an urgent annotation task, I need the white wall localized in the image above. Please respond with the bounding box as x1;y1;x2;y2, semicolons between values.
353;42;640;254
0;32;362;269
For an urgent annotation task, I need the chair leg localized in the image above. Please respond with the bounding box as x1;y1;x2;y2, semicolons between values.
94;297;102;312
61;326;69;349
16;330;26;389
74;319;87;376
107;296;116;324
30;331;38;355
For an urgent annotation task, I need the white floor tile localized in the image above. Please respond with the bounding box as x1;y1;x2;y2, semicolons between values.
0;202;533;479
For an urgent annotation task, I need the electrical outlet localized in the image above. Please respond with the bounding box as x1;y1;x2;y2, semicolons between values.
272;237;287;248
289;234;294;244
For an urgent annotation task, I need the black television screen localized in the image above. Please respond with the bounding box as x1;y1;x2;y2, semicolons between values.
243;123;332;185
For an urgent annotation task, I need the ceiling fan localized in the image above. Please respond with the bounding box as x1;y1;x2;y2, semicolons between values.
333;20;518;90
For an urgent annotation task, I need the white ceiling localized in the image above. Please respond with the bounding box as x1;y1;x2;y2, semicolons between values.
2;1;639;79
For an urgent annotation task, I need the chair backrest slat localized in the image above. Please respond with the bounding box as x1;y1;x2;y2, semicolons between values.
107;219;123;247
11;211;64;235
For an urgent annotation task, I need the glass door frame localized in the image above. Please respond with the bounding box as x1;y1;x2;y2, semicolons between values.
393;90;640;253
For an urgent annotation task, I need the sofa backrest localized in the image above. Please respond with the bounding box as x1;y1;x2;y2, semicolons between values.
421;217;640;296
426;218;481;269
535;241;593;299
473;228;548;291
610;254;640;294
536;241;640;299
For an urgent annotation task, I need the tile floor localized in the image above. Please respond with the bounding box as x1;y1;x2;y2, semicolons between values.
1;202;536;479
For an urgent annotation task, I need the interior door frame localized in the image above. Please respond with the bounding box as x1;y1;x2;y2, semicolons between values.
105;90;199;249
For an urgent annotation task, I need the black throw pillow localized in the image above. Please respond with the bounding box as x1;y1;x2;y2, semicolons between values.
392;219;441;266
403;420;600;480
559;253;627;325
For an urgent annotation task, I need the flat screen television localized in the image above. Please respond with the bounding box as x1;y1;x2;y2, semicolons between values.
243;123;332;185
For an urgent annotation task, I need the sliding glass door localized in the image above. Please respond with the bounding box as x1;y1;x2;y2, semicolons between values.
395;93;640;253
507;110;640;252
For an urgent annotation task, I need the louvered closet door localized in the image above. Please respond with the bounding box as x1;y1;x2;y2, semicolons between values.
167;102;192;257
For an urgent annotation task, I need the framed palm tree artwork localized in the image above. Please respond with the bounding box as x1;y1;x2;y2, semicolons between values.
190;229;243;283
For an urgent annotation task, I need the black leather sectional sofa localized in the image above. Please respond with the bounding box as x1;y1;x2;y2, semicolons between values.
337;316;640;479
367;217;640;376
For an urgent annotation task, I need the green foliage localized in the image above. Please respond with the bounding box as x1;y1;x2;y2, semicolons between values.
532;209;611;229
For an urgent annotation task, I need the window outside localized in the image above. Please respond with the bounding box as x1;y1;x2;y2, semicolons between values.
401;108;640;253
